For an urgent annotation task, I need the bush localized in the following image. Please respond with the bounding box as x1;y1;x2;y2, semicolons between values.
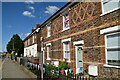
58;61;70;70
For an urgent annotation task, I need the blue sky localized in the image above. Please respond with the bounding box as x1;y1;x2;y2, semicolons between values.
1;2;67;52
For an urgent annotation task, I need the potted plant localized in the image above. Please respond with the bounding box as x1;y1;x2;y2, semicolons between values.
58;61;70;76
64;58;69;61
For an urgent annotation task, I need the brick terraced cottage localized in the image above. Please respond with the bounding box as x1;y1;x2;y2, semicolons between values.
24;0;120;78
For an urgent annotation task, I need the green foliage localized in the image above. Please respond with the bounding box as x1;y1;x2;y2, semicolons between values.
27;66;32;70
58;61;70;70
6;34;24;57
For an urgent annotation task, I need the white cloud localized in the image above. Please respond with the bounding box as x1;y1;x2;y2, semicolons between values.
28;6;34;10
25;0;34;4
22;11;35;18
24;33;30;37
27;6;35;13
45;6;59;15
19;33;30;37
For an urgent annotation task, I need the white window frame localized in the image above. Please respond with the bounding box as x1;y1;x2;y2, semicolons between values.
100;0;120;16
46;43;51;60
62;38;71;62
100;25;120;68
47;23;51;37
62;10;70;32
28;39;30;45
33;35;34;43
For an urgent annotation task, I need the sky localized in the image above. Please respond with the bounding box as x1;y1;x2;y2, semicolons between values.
1;1;67;52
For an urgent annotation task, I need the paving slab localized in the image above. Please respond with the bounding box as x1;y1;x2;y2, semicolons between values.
2;58;37;80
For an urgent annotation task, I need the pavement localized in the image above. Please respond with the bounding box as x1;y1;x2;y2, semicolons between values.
2;57;37;80
0;58;2;80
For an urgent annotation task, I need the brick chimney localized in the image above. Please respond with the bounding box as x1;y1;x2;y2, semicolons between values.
32;27;35;32
36;23;41;29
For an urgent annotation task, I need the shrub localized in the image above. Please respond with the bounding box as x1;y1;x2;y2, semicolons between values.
58;61;70;70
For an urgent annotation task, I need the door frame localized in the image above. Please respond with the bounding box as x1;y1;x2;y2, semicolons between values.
75;45;83;73
73;40;84;74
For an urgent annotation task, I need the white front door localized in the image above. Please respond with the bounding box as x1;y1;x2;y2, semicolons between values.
76;45;83;73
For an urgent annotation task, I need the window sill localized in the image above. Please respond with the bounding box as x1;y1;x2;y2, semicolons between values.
46;58;51;60
67;60;71;63
103;64;120;69
100;7;120;16
62;27;70;32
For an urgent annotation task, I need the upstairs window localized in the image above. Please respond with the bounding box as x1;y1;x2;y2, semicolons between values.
28;39;30;45
63;12;69;31
102;0;120;14
47;23;51;37
33;35;34;43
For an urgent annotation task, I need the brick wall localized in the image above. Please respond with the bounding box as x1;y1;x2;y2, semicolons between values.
24;2;120;78
41;2;120;78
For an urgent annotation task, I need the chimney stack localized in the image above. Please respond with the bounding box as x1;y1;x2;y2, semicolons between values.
32;27;35;32
36;23;40;29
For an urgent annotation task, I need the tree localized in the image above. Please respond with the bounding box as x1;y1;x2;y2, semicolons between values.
6;34;24;57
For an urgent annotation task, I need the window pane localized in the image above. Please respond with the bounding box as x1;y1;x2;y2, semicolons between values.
107;49;120;60
103;0;119;13
47;47;50;58
48;25;51;37
107;33;120;47
64;42;70;60
64;14;69;28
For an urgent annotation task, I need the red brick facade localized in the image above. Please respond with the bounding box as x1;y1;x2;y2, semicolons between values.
24;2;120;78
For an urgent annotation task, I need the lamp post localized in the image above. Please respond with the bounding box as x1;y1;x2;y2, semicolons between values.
40;37;44;80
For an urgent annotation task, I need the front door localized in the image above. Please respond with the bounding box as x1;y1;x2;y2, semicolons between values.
76;46;83;73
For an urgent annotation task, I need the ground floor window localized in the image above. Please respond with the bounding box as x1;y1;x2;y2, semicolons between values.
105;32;120;66
47;46;50;59
63;42;70;61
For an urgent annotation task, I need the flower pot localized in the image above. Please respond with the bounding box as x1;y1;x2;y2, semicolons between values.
65;59;69;61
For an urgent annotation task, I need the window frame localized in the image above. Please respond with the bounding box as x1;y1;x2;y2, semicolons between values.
100;0;120;16
47;46;50;59
105;32;120;65
46;43;51;60
100;25;120;68
33;35;34;44
63;42;70;62
47;23;51;37
62;11;70;31
28;39;30;45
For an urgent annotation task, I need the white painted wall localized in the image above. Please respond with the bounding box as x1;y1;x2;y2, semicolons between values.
24;44;38;57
